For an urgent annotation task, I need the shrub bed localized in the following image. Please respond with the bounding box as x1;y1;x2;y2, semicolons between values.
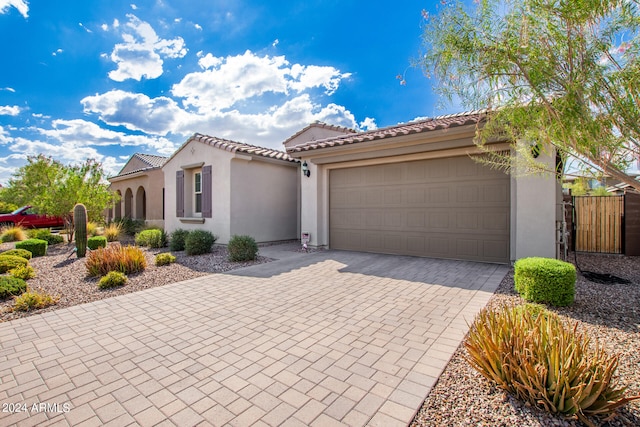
0;276;27;300
12;289;58;311
86;245;147;277
98;271;128;289
169;229;189;251
465;304;639;423
185;230;216;255
155;253;176;266
228;235;258;262
87;236;107;250
1;248;32;260
0;255;29;274
15;239;48;257
514;257;576;306
135;229;167;248
27;229;63;245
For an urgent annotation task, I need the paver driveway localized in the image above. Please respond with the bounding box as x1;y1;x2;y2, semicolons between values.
0;247;508;427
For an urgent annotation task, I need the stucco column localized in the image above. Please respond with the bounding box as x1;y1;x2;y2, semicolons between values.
512;143;559;260
300;160;324;248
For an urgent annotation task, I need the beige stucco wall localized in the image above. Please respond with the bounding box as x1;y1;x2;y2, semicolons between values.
512;145;560;260
163;139;233;241
108;168;164;228
294;125;560;262
163;139;299;244
230;157;298;243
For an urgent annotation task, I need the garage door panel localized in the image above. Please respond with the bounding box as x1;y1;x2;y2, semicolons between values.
330;156;510;263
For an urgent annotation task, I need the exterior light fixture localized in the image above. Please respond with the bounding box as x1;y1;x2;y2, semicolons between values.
301;161;311;177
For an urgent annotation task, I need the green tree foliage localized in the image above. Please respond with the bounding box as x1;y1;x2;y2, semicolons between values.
421;0;640;191
0;155;119;228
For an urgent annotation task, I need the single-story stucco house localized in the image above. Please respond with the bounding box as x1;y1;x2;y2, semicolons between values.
286;111;561;264
162;133;300;244
107;153;168;229
108;112;560;264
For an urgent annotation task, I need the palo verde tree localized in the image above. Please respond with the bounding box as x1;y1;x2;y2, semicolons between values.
1;155;119;234
421;0;640;191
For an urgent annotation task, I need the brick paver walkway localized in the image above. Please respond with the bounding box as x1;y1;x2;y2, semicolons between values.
0;248;507;427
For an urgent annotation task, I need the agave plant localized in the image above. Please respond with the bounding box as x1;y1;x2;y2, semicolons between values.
465;304;640;425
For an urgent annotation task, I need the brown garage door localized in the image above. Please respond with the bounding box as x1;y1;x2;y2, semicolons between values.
329;156;510;263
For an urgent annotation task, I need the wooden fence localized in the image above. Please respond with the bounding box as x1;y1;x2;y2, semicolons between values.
574;196;624;253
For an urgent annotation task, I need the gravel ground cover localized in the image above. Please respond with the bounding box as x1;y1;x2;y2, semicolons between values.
0;240;273;323
412;252;640;427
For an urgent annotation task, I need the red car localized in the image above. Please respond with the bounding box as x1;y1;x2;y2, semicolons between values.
0;206;65;229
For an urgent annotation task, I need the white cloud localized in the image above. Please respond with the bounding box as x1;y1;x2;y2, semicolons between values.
81;90;189;136
52;48;63;56
172;50;350;112
359;117;377;130
0;0;28;18
108;14;187;81
1;87;15;92
272;39;279;47
0;105;20;116
37;119;177;155
130;3;137;10
194;23;202;30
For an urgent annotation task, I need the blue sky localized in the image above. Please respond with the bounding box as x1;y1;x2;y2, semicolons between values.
0;0;458;185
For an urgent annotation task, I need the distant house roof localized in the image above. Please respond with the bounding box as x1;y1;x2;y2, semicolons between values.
165;133;297;165
286;110;486;154
110;153;169;180
282;121;356;146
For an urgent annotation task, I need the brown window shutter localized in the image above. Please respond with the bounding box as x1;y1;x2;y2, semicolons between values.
176;170;184;217
202;165;212;218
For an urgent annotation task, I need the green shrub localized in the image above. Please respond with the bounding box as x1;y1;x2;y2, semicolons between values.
465;304;639;423
228;235;258;262
184;230;216;256
27;229;64;245
1;226;26;243
0;276;27;300
15;239;48;257
12;289;58;311
87;221;100;237
85;245;147;277
87;236;107;250
155;252;176;266
135;228;167;248
169;229;189;251
9;265;36;280
0;201;18;214
98;271;128;289
514;257;576;306
1;248;32;260
0;255;29;274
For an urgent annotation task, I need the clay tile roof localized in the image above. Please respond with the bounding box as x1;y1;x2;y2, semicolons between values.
135;153;169;169
286;110;486;154
282;121;357;146
191;133;297;163
110;153;169;179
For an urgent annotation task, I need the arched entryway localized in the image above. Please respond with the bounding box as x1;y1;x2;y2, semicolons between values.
124;188;133;218
135;186;146;219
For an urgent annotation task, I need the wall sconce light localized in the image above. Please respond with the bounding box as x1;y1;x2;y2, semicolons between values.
301;161;311;177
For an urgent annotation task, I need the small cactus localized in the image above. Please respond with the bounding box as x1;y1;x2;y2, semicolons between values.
74;203;88;258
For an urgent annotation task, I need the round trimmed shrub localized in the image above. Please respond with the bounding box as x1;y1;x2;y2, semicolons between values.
135;228;167;248
155;252;176;266
169;229;189;251
0;255;29;274
514;257;576;306
28;229;64;245
15;238;48;257
98;271;127;289
228;235;258;262
0;276;27;300
1;248;32;260
87;236;107;250
184;230;216;256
